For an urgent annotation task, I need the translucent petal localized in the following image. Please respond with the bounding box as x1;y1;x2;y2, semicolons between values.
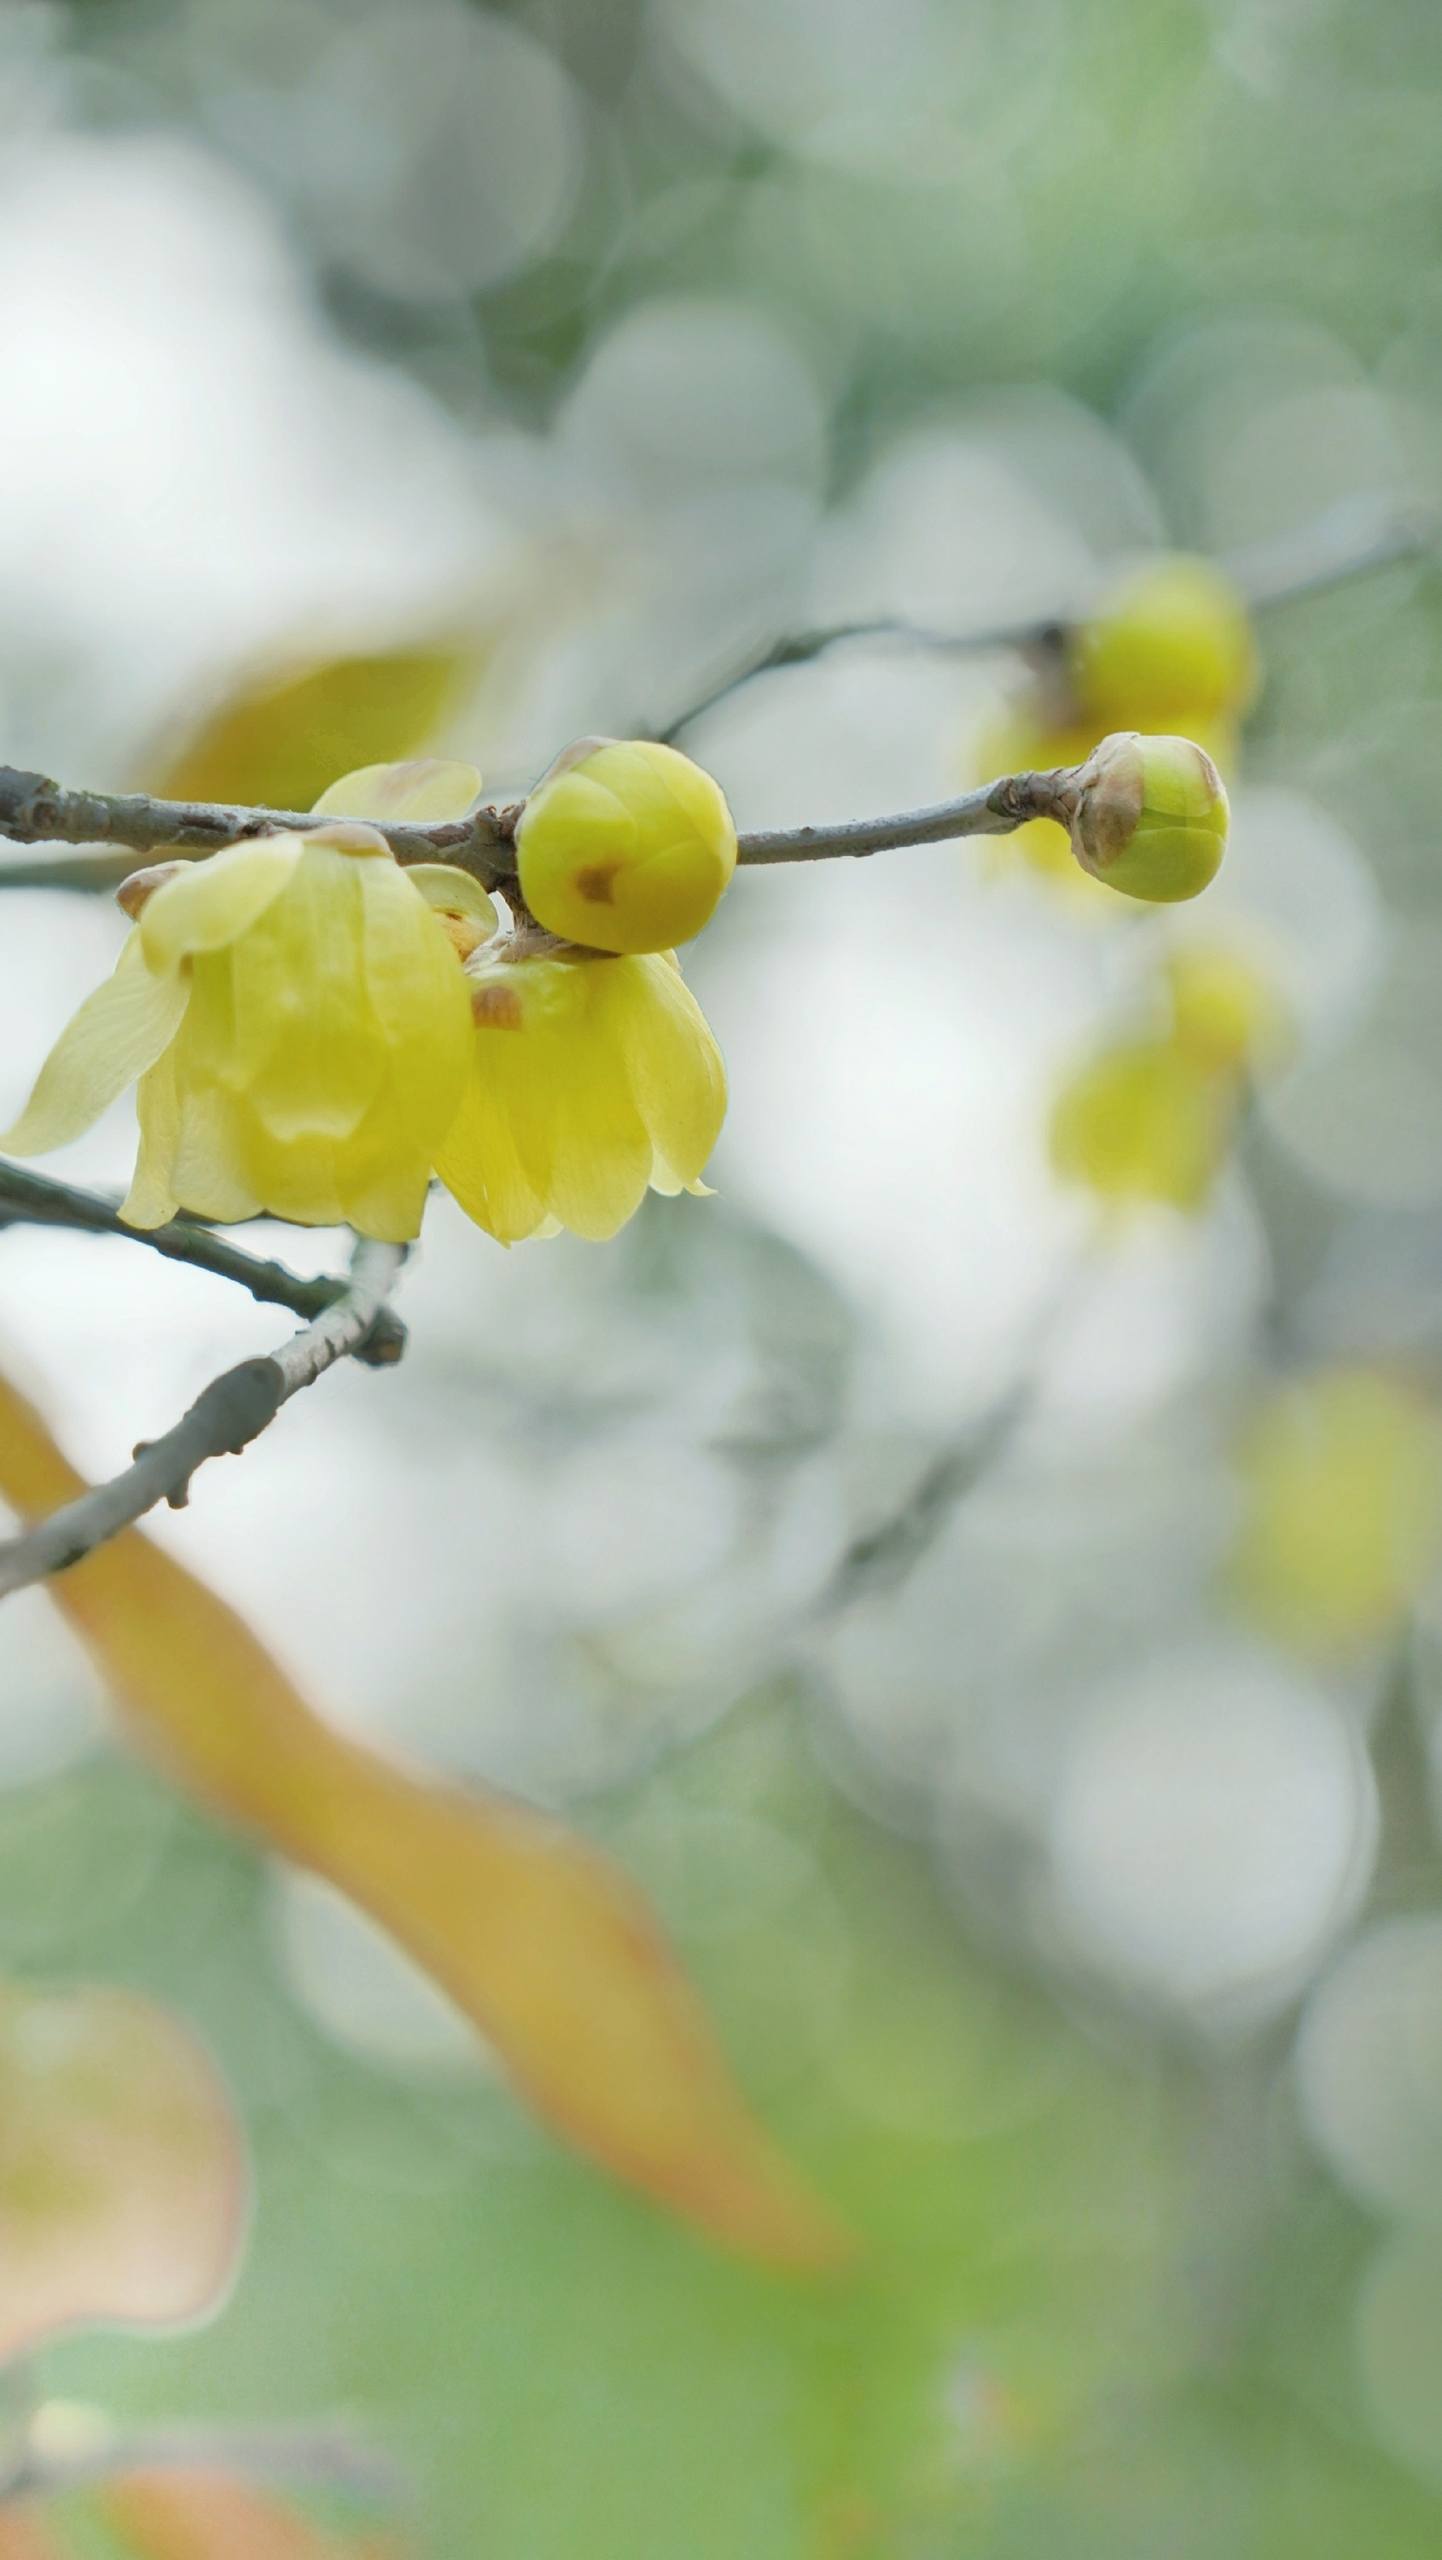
138;836;303;972
434;1064;549;1244
404;864;498;938
312;757;483;823
120;1041;182;1230
234;845;379;1140
167;1079;264;1224
357;855;471;1150
541;977;652;1240
601;955;726;1188
0;936;189;1158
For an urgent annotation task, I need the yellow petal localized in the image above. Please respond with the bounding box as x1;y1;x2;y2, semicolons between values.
121;1038;183;1229
434;1063;550;1244
232;845;378;1140
0;936;188;1158
139;836;304;973
167;1075;265;1225
602;954;726;1188
313;756;483;823
356;856;472;1152
403;861;498;941
0;1372;850;2271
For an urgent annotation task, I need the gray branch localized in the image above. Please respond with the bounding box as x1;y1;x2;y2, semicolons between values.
0;1237;405;1601
0;1159;406;1362
0;764;1074;889
0;763;520;893
656;492;1434;743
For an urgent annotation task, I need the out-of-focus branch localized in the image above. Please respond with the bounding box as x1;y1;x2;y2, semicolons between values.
0;1160;407;1363
657;492;1434;743
0;763;1078;887
0;1237;404;1602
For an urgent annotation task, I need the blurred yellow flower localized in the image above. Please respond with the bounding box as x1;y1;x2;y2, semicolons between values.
1048;1036;1236;1213
1068;554;1258;729
1230;1369;1442;1653
516;736;737;954
1162;943;1293;1076
1;760;488;1242
436;942;726;1243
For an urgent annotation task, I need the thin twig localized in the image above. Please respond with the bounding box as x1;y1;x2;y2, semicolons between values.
655;492;1434;742
0;1237;405;1601
0;2405;409;2511
0;1159;406;1363
0;764;1074;889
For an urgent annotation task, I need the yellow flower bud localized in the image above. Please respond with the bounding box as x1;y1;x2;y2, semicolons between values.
515;738;737;955
2;823;473;1242
1068;733;1229;905
1048;1036;1234;1213
1230;1369;1442;1653
1069;555;1258;729
436;944;726;1244
968;705;1237;911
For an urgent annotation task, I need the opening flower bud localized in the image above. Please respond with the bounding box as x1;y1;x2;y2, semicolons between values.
515;738;737;955
1067;733;1228;905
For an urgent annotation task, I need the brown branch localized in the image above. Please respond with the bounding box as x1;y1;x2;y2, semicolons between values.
0;1237;405;1601
0;1159;407;1362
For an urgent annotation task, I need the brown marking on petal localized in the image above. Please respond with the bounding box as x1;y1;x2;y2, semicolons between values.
575;861;621;905
116;860;190;918
439;912;489;960
470;981;524;1030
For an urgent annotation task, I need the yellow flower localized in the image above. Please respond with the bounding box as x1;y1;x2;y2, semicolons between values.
1;761;490;1242
436;943;726;1243
1230;1369;1442;1654
515;737;737;955
1067;732;1229;904
1068;554;1258;729
1048;1036;1236;1214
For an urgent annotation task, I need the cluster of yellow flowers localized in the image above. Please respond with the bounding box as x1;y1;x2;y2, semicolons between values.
3;624;1239;1250
1;742;732;1246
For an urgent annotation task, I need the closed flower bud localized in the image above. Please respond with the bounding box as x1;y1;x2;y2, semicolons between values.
1;759;488;1242
1068;732;1229;905
436;944;726;1244
968;703;1237;910
515;738;737;955
1069;555;1258;728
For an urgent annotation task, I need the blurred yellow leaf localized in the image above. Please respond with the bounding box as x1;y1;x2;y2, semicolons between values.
103;2473;398;2560
0;1984;247;2360
152;644;481;813
0;1375;848;2271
